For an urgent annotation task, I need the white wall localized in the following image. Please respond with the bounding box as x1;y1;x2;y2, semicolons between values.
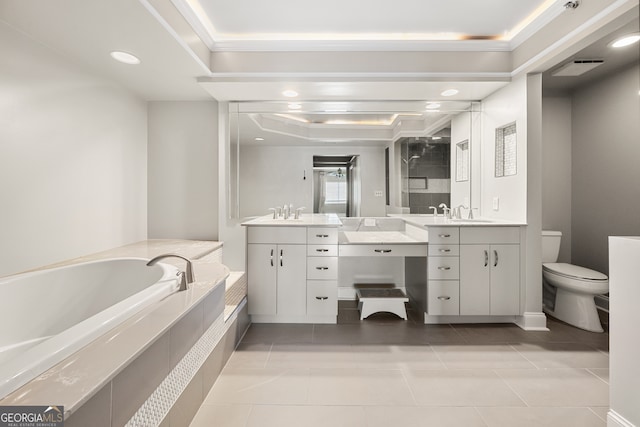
239;145;386;218
0;21;148;277
147;101;219;240
480;77;528;222
571;64;640;275
541;97;572;263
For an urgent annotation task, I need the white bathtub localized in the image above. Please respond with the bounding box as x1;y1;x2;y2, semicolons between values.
0;257;180;398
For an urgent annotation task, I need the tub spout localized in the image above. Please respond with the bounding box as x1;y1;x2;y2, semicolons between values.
147;254;194;291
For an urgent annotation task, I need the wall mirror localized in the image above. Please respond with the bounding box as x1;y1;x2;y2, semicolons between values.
228;101;480;218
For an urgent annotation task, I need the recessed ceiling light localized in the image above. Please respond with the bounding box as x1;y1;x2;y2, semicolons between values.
426;103;441;110
110;51;141;65
288;103;301;110
610;33;640;48
441;89;459;97
255;137;265;141
282;90;298;98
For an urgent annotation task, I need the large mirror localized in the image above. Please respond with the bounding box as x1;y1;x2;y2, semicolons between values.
229;101;480;218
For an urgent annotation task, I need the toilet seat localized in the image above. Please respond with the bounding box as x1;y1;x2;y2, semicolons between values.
543;263;607;281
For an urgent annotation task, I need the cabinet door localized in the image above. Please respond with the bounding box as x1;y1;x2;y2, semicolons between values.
459;245;491;315
276;244;307;316
490;244;520;315
247;244;277;315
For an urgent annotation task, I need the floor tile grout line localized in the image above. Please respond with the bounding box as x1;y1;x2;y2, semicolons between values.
585;367;610;385
492;368;531;408
509;343;544;370
398;368;420;407
587;406;609;422
472;406;492;427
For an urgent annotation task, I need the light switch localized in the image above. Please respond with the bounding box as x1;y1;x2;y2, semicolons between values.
492;197;500;211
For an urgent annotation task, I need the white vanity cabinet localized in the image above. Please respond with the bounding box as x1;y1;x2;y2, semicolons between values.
426;227;460;315
306;227;338;319
247;227;307;317
459;227;520;315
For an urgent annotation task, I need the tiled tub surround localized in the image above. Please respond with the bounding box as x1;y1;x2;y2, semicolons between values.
0;240;250;427
0;258;182;398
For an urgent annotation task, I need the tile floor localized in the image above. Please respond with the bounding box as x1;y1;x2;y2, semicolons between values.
190;303;610;427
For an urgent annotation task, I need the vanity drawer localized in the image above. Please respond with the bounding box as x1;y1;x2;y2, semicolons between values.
428;244;460;257
428;257;460;280
339;244;427;257
307;227;339;244
307;257;338;280
428;227;460;244
307;281;338;316
247;226;307;244
307;245;338;257
427;281;460;315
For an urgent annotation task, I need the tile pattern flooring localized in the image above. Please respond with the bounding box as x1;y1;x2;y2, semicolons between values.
191;303;610;427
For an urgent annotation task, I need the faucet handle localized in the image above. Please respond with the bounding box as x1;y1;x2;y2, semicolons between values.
294;207;306;219
428;206;438;217
468;208;479;220
268;208;277;219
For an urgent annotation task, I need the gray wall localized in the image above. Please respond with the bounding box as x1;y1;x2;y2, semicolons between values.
542;96;572;263
148;101;219;240
0;21;148;277
571;64;640;274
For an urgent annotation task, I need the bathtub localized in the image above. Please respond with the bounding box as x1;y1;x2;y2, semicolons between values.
0;257;180;398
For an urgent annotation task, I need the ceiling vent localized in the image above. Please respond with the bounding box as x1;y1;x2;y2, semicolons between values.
552;59;604;77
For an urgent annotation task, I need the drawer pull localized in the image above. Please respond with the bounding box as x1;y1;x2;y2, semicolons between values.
316;249;329;252
494;250;499;267
270;249;274;267
316;266;329;270
437;266;451;271
315;296;329;300
438;234;451;238
484;250;489;267
438;249;451;253
437;296;451;301
316;234;329;238
374;249;392;253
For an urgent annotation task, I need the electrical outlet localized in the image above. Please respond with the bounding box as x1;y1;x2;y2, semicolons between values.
492;197;500;211
374;190;383;197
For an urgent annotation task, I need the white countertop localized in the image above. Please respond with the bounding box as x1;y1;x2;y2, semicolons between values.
388;214;526;228
242;213;342;227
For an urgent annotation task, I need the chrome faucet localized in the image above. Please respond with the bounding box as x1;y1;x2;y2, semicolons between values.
429;206;438;217
453;204;467;220
146;254;194;292
438;203;451;219
294;207;305;219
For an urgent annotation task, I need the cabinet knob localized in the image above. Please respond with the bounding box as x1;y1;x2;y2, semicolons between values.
437;266;451;271
437;296;451;301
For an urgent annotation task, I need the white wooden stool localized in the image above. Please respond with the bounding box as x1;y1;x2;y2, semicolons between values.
356;288;409;320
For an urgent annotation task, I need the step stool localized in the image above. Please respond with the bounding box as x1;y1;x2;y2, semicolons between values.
356;288;409;320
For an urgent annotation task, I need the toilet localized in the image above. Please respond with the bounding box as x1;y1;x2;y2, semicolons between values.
542;231;609;332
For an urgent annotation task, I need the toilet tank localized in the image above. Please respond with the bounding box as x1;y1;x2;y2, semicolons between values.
542;230;562;263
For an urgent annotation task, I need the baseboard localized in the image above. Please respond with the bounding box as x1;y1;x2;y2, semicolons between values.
595;294;610;312
608;409;637;427
515;312;549;331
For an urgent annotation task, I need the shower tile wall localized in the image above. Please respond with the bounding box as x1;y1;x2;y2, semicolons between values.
408;141;451;214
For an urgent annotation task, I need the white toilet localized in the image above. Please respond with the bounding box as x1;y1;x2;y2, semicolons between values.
542;231;609;332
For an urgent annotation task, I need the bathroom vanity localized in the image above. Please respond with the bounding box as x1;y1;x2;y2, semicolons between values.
242;214;525;325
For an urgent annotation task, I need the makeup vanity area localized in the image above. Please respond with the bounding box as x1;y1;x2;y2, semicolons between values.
242;214;525;325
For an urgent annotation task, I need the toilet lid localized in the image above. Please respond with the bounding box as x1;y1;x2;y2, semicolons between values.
543;263;608;281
